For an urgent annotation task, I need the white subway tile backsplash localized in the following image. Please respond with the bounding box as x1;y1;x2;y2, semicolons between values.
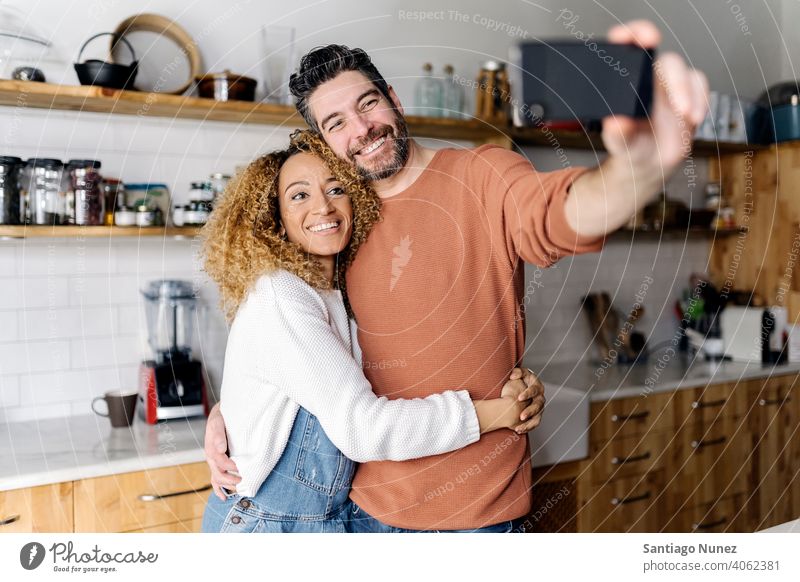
115;304;146;335
0;244;17;277
18;365;140;407
0;375;20;408
0;310;18;342
69;334;143;369
18;241;118;276
19;306;117;341
4;277;70;310
68;274;143;306
0;340;70;375
114;241;202;275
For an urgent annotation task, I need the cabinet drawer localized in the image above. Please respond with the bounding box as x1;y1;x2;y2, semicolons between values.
669;416;752;508
590;432;668;484
74;462;211;533
591;392;672;443
579;471;665;532
748;376;796;435
664;494;750;533
0;482;73;533
674;380;746;428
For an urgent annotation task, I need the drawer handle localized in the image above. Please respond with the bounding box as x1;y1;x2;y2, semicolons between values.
611;451;651;465
611;411;650;423
691;436;726;449
0;514;20;526
691;398;726;409
611;491;651;506
759;396;790;406
692;517;727;531
138;484;212;502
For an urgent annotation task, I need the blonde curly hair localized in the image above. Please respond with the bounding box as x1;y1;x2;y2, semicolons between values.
201;130;381;321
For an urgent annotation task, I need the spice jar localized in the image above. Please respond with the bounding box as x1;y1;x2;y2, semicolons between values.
67;160;103;225
190;180;215;202
182;201;211;226
133;199;157;227
0;156;23;225
102;178;125;226
209;174;230;199
474;61;510;124
24;158;64;225
114;205;136;227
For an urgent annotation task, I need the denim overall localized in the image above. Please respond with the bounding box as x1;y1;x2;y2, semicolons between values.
201;406;355;533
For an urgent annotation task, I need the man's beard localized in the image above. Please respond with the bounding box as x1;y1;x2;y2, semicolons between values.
347;114;410;182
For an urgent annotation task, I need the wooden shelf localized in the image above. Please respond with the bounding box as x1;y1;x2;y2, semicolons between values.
509;126;763;156
611;226;747;239
0;80;765;154
0;80;304;127
0;225;202;239
0;80;502;143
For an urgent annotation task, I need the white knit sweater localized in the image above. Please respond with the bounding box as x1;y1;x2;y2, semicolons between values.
220;269;481;497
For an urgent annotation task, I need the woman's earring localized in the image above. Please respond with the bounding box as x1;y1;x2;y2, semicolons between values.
278;226;287;239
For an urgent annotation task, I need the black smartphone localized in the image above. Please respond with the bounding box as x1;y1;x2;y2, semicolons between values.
509;41;655;125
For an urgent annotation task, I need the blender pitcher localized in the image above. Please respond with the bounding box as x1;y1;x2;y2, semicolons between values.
141;279;197;362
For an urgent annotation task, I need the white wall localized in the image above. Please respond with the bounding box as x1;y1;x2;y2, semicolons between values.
0;0;790;422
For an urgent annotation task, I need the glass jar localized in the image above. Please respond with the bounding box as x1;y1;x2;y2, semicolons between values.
133;198;157;227
414;62;444;117
0;156;23;225
114;205;136;227
189;181;215;202
67;160;103;225
171;204;185;227
125;183;170;218
24;158;64;225
183;201;211;226
209;173;230;199
102;178;125;226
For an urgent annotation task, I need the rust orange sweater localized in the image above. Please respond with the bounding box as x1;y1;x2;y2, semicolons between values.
346;144;605;530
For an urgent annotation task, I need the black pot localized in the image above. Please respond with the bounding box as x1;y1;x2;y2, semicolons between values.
74;32;138;90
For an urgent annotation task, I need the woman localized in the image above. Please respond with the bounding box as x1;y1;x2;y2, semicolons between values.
200;130;530;533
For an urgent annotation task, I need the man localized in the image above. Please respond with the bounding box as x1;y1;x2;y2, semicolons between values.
205;19;708;532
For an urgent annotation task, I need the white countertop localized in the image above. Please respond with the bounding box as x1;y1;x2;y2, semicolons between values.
531;354;800;402
5;354;797;489
0;414;207;492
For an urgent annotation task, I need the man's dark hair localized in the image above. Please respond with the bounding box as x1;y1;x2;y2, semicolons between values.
289;45;391;131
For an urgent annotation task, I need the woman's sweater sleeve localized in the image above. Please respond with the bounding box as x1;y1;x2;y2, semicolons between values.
247;278;481;463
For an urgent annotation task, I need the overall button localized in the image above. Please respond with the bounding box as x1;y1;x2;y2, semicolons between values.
230;515;242;525
238;499;251;509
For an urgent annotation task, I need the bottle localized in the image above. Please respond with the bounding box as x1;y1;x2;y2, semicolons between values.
442;64;465;119
414;63;443;117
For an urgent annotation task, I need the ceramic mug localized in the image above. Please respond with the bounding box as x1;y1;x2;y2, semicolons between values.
92;390;138;428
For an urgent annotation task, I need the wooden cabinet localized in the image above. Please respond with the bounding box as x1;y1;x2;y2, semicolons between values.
590;391;673;442
1;461;210;534
540;373;798;533
74;462;211;533
668;413;752;510
748;375;799;530
664;494;750;533
579;471;666;532
0;482;73;533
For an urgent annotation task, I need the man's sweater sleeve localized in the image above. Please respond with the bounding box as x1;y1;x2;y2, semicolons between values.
245;277;481;463
474;145;606;268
